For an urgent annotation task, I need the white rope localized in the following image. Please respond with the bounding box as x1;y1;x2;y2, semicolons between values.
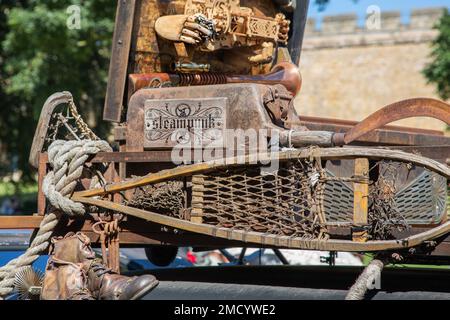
0;139;111;298
345;259;384;300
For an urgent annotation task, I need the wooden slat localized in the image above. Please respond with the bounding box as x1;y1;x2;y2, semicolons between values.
0;216;44;229
191;175;204;223
103;0;136;122
38;153;48;215
352;158;369;242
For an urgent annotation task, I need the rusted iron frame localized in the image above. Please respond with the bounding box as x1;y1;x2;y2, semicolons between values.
300;116;445;136
300;116;450;147
0;216;45;229
340;98;450;145
0;215;268;247
2;215;449;241
2;217;446;237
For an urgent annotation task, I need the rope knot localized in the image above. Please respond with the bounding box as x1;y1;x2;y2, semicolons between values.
42;140;112;217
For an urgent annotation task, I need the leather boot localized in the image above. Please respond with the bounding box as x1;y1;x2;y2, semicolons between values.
84;260;159;300
41;232;95;300
41;231;159;300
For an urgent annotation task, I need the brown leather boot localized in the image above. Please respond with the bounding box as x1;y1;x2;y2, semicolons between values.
41;260;94;300
85;260;159;300
41;232;95;300
42;231;158;300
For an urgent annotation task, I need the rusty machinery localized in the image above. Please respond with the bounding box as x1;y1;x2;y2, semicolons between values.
3;0;450;272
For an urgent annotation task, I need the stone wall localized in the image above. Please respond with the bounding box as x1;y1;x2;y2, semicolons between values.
295;7;448;131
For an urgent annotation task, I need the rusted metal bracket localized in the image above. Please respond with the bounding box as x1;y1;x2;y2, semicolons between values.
333;98;450;146
93;219;121;273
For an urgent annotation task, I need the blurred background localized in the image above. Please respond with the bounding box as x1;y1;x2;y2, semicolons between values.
0;1;449;273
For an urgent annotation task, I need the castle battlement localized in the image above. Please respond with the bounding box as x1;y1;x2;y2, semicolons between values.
304;7;446;49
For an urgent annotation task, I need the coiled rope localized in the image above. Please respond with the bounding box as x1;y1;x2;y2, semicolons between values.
0;139;111;298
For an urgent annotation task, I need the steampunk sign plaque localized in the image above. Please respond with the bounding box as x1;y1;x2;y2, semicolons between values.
144;98;227;149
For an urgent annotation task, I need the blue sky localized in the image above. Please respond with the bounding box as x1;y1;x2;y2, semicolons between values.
308;0;450;25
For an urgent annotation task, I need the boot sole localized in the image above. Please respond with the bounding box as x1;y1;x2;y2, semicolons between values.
130;280;160;300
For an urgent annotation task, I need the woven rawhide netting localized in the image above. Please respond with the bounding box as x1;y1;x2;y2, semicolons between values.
127;158;448;241
367;161;410;240
366;160;447;239
128;181;186;218
192;159;330;240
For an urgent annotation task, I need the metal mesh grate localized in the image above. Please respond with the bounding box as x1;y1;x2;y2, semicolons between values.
323;164;448;226
323;177;354;224
395;171;447;224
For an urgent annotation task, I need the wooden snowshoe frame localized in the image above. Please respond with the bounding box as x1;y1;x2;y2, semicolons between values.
66;147;449;253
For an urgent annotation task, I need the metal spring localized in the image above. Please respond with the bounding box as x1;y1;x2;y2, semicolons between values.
177;73;227;86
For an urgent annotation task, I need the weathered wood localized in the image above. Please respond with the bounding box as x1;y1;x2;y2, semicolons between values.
288;0;310;65
386;145;450;165
113;125;127;141
90;144;450;165
103;0;136;122
0;216;44;229
352;158;369;242
280;131;334;147
191;175;204;223
154;14;187;41
38;153;48;215
29;92;73;168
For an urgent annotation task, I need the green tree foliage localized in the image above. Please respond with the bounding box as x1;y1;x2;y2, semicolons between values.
424;9;450;101
0;0;28;177
0;0;115;180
